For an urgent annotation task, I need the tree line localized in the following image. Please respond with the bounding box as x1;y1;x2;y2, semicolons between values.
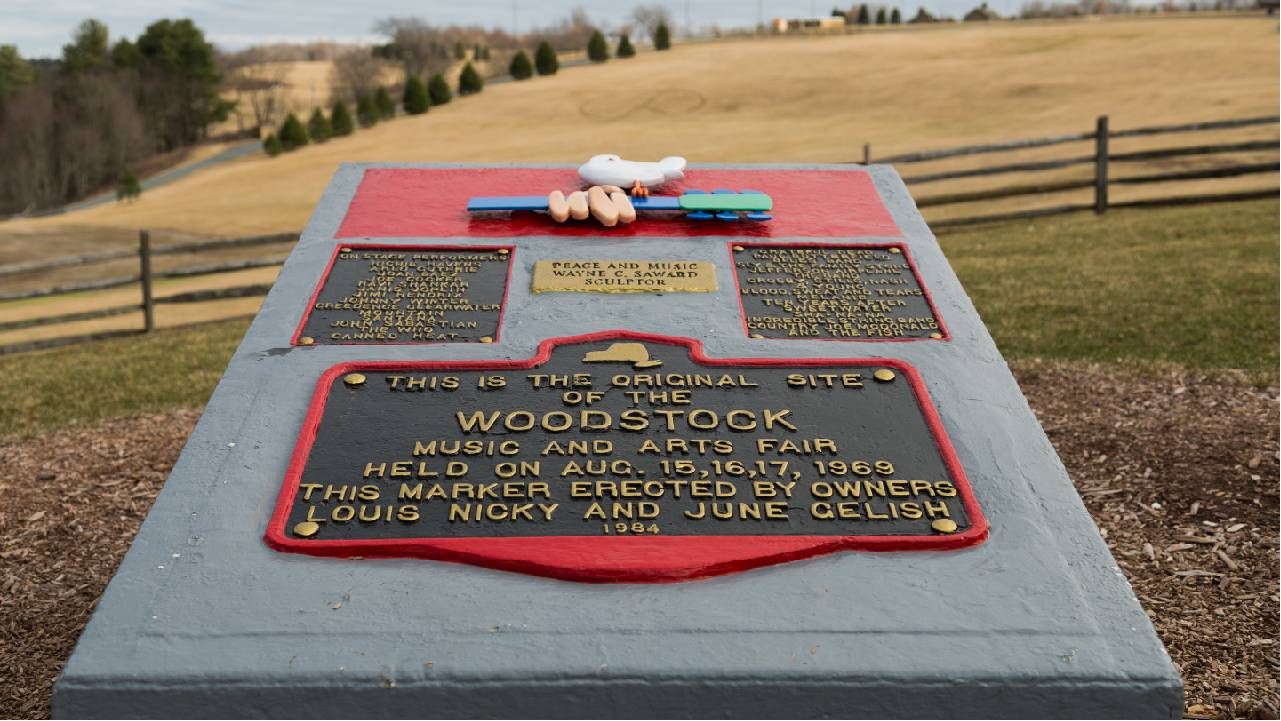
0;19;228;216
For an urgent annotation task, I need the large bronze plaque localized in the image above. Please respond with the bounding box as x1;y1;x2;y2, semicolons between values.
292;245;512;345
731;243;946;340
267;333;986;581
531;259;717;293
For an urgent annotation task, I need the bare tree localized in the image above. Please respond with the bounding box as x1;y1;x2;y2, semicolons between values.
330;48;382;103
630;4;674;42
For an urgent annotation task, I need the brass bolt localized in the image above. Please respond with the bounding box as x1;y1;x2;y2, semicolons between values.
497;249;510;255
931;519;958;534
888;247;902;254
340;247;353;254
733;245;745;252
343;373;366;386
479;336;494;344
929;332;943;340
293;521;320;538
298;336;315;346
873;369;896;383
750;333;765;339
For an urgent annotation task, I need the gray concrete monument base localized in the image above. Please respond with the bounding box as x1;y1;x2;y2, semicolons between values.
53;164;1182;718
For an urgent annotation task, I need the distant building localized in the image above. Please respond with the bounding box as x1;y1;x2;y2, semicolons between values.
771;17;848;33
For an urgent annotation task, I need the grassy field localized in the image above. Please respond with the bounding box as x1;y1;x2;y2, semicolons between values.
0;15;1275;238
1;199;1275;438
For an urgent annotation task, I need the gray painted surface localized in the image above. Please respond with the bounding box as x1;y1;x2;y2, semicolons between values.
53;163;1182;718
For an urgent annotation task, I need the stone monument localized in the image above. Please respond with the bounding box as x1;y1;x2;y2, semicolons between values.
53;163;1182;717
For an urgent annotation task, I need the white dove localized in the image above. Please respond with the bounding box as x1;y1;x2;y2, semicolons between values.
577;154;686;196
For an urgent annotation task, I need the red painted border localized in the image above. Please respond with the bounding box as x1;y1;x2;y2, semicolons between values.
728;242;951;343
265;330;987;583
290;244;516;346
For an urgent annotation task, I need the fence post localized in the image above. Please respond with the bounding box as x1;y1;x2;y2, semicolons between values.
1094;115;1109;214
863;143;871;165
139;229;154;333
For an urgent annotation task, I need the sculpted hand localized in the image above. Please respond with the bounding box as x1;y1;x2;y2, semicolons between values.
547;186;637;227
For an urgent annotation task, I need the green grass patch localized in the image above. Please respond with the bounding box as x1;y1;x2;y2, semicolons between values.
0;318;249;438
941;199;1279;377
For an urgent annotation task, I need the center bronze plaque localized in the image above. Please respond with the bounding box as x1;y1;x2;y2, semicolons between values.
266;332;986;581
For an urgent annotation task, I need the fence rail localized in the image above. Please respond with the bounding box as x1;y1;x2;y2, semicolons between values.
2;112;1277;355
865;112;1278;228
0;230;294;354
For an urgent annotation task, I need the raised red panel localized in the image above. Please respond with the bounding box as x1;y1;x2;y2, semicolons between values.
336;168;901;238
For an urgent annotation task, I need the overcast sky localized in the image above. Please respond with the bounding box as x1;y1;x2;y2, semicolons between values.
2;0;1062;58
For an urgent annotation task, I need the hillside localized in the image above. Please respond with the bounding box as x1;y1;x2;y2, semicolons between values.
0;15;1275;237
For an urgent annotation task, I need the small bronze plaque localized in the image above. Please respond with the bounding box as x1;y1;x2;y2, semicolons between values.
293;245;512;344
267;333;985;581
532;259;718;293
732;244;945;340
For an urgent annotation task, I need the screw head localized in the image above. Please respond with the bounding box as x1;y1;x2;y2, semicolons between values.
872;369;896;383
931;519;958;534
929;332;943;340
497;249;510;255
733;245;745;252
298;336;315;346
888;247;902;254
479;336;494;344
293;521;320;538
343;373;367;386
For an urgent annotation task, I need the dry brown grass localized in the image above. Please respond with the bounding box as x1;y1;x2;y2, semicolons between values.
0;16;1273;238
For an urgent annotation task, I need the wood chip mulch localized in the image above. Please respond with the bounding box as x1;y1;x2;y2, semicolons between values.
0;365;1277;719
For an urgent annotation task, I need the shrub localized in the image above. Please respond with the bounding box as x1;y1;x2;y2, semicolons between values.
308;108;333;143
616;33;636;58
330;101;354;136
587;30;609;62
427;73;452;105
454;41;466;60
262;133;284;156
278;112;309;150
535;41;558;75
355;94;378;127
374;86;396;119
458;62;483;95
509;50;533;80
654;22;671;50
116;168;141;201
876;7;888;23
856;4;871;23
403;74;429;114
891;7;903;22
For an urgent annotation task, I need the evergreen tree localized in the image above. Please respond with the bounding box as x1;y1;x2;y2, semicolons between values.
62;19;111;73
427;73;452;105
374;86;396;118
308;107;332;142
587;30;609;62
330;101;355;137
278;112;309;150
262;133;284;156
534;41;559;75
0;45;34;98
458;62;483;95
857;4;871;23
891;7;903;22
403;74;429;114
876;7;888;23
356;94;379;127
654;23;672;50
454;41;466;60
616;33;636;58
509;50;533;80
116;168;141;201
481;46;491;60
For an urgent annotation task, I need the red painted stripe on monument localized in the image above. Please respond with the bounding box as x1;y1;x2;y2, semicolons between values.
264;331;987;583
334;168;902;238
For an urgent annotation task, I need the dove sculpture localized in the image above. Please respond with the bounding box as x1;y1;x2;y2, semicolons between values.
578;154;687;195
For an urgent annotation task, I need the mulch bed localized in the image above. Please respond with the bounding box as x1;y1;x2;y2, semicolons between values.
1;364;1276;719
